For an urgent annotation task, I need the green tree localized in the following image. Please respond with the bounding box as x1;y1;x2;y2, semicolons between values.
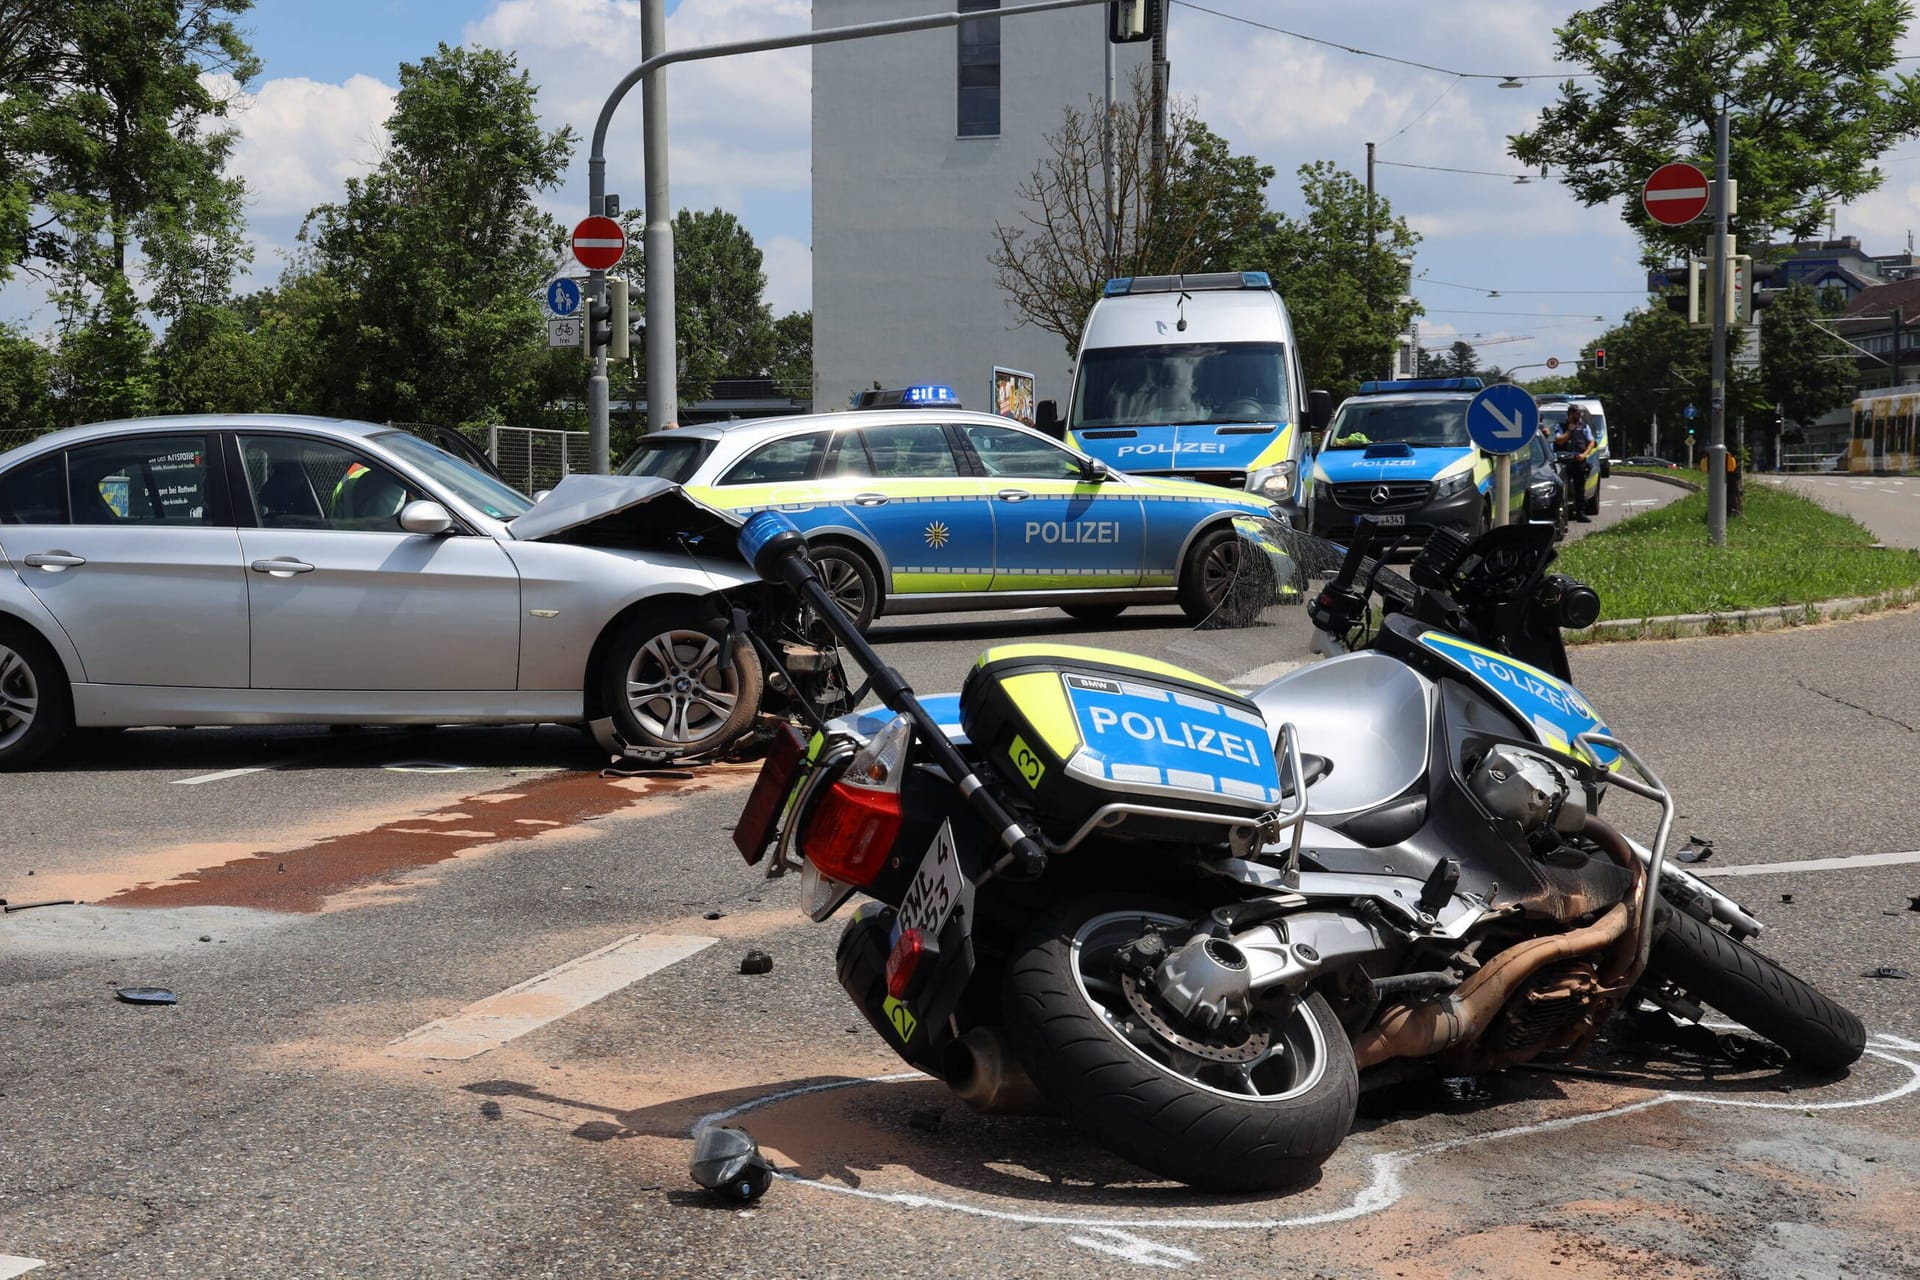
0;323;58;440
49;275;156;425
769;309;812;399
990;71;1281;351
1510;1;1920;262
1570;308;1771;457
1759;281;1856;461
1262;161;1421;400
294;43;578;430
150;302;277;414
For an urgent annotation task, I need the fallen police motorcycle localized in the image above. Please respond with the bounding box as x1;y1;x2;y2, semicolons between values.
729;510;1866;1191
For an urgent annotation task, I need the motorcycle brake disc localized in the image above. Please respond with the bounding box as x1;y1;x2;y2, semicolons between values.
1120;972;1270;1064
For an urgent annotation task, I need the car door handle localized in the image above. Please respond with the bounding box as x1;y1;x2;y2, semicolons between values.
250;558;316;577
852;492;889;507
996;488;1032;502
23;551;86;570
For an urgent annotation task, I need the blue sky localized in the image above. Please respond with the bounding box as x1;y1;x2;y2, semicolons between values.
8;0;1920;379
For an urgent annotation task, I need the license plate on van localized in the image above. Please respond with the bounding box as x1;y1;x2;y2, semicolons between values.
1375;513;1406;526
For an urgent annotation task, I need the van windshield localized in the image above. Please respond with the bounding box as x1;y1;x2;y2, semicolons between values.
1324;399;1471;449
1070;342;1290;428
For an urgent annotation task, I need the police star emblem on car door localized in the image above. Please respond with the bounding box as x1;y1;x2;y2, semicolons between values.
923;520;951;549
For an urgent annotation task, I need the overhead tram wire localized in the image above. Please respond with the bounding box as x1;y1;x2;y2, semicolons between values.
1170;2;1592;83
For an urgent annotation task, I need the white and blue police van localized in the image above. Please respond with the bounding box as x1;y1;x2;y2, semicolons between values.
1303;377;1558;543
1037;272;1331;521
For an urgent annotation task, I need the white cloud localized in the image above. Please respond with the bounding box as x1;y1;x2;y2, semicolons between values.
214;73;397;219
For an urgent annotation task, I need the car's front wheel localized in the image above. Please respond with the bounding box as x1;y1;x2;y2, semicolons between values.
811;543;881;632
0;621;69;771
598;608;762;758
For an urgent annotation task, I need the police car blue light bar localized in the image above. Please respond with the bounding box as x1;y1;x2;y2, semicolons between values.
1101;271;1273;297
1354;377;1487;395
852;384;961;410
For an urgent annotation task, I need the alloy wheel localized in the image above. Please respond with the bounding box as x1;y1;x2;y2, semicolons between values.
0;643;39;751
817;553;872;623
623;629;743;746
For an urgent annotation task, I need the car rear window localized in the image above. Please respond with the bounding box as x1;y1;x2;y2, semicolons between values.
620;436;715;484
0;453;66;524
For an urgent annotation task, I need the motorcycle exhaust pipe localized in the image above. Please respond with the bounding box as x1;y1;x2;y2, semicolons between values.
942;1026;1050;1115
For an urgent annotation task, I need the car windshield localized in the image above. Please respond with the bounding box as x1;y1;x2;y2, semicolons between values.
373;431;534;520
1070;342;1291;428
619;436;715;483
1323;399;1470;449
1538;405;1606;440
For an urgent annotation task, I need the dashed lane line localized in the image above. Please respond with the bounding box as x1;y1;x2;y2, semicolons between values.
387;933;718;1061
1694;849;1920;878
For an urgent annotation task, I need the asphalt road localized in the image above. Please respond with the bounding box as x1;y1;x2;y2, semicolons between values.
1762;473;1920;549
9;480;1920;1280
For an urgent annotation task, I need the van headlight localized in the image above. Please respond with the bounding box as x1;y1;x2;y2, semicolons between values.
1433;472;1476;500
1249;461;1296;500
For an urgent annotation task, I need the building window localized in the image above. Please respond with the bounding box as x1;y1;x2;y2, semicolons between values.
957;0;1000;138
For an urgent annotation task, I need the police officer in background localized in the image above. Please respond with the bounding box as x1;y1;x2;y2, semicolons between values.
1554;404;1596;524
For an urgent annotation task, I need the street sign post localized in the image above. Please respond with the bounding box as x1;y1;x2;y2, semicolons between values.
1545;357;1560;370
548;317;583;348
1467;383;1538;528
1643;162;1710;227
571;216;626;271
547;278;582;316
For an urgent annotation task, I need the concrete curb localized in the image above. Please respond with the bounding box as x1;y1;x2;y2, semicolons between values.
1568;586;1920;644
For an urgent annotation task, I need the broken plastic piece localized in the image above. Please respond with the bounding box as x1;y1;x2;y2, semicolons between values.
689;1125;776;1202
1675;836;1714;865
115;987;178;1005
1864;966;1912;980
739;949;773;975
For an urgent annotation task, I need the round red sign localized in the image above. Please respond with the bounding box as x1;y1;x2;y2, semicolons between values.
1642;162;1710;227
571;216;626;270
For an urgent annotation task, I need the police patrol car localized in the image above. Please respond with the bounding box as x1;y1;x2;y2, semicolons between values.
1303;378;1558;543
617;388;1275;631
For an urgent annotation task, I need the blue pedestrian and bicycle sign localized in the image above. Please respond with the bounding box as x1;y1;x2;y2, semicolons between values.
546;277;582;317
1466;383;1538;456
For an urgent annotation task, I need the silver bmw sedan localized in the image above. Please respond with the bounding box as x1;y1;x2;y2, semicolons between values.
0;415;766;769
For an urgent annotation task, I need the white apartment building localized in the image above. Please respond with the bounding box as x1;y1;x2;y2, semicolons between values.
812;1;1151;412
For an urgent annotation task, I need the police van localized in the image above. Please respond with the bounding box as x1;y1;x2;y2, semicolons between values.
1037;272;1331;520
1303;377;1559;543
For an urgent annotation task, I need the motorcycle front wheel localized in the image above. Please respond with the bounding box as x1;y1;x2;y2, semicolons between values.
1003;898;1357;1191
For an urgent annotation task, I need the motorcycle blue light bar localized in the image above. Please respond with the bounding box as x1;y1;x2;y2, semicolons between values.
1101;271;1272;297
1355;377;1487;395
737;509;802;575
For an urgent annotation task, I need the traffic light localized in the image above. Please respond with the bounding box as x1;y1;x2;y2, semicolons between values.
1656;260;1704;324
589;278;630;360
1748;260;1785;315
1109;0;1160;42
1593;348;1607;370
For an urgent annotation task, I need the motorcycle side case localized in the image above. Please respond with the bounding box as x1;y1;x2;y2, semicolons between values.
960;644;1285;844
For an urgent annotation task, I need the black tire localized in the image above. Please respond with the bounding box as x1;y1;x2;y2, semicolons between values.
1060;604;1128;623
598;606;762;758
1177;525;1271;627
1644;909;1866;1072
1003;898;1358;1191
810;543;881;632
0;620;70;771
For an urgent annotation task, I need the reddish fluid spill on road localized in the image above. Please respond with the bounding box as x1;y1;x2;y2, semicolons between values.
100;770;707;914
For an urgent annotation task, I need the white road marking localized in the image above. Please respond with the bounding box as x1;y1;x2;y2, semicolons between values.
1066;1229;1202;1269
388;933;717;1060
695;1035;1920;1232
171;760;299;785
0;1257;45;1279
1695;849;1920;878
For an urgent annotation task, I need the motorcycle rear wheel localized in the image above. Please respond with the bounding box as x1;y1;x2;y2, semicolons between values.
1003;899;1357;1191
1644;909;1866;1073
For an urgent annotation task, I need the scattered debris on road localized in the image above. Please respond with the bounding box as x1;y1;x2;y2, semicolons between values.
690;1126;775;1203
1863;966;1913;980
114;987;178;1005
2;898;76;913
1676;835;1715;864
739;949;773;975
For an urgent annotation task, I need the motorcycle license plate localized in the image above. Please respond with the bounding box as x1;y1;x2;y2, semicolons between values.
1374;513;1406;526
897;821;966;939
731;724;807;865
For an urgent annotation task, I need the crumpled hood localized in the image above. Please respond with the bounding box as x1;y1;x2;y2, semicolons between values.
505;474;742;558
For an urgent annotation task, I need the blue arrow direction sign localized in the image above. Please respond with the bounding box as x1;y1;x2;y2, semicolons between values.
546;277;582;317
1466;383;1537;456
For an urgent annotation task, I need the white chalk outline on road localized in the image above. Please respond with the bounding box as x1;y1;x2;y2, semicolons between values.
388;933;717;1061
692;1034;1920;1233
0;1257;45;1278
172;760;300;785
1066;1228;1202;1269
1697;849;1920;878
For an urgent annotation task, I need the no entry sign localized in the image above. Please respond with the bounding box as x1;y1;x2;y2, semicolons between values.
571;216;626;270
1643;162;1710;227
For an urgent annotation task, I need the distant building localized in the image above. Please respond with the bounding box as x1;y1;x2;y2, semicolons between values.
811;0;1151;414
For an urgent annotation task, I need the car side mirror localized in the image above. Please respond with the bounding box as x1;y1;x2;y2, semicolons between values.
1079;458;1112;483
398;500;454;536
1036;399;1064;440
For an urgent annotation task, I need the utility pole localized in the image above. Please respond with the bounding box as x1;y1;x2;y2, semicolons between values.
1365;142;1376;308
1102;7;1116;264
1892;306;1904;390
1707;105;1730;548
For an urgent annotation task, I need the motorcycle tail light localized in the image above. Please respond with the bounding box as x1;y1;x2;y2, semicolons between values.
885;927;936;999
799;780;902;887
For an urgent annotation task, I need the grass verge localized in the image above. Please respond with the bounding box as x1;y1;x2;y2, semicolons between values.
1554;482;1920;620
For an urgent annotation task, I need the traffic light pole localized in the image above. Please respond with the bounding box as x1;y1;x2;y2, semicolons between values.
1707;106;1730;548
585;0;1120;470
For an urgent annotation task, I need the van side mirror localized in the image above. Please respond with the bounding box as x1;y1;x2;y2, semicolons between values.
1307;389;1333;431
1036;399;1064;439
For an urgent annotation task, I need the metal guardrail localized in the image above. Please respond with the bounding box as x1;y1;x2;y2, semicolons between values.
487;425;588;495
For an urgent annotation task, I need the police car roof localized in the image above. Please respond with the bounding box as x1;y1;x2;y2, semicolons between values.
663;407;1034;443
